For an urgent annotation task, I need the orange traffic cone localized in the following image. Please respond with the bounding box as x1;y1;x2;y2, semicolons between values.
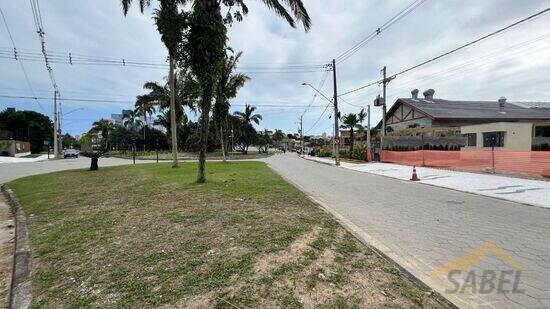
410;166;420;181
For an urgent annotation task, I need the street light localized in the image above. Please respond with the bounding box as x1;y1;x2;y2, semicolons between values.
301;82;340;166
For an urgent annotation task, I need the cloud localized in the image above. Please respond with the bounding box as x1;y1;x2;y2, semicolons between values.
1;0;550;136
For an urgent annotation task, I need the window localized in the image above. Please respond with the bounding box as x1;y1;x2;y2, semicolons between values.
535;125;550;137
483;131;505;147
463;133;477;147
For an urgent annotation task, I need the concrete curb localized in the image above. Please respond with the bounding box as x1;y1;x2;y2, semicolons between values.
1;185;32;309
265;163;458;309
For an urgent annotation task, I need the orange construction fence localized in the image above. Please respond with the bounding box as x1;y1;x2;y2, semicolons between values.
381;150;550;177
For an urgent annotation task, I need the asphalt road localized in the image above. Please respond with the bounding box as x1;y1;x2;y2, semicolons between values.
265;154;550;309
0;156;154;184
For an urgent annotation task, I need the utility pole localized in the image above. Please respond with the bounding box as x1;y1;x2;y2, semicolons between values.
380;66;394;154
367;105;371;158
53;90;60;159
332;59;340;166
299;115;304;156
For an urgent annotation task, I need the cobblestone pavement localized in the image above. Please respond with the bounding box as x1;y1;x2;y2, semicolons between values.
265;154;550;308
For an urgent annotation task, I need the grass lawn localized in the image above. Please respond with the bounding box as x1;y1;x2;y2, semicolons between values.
21;153;46;158
108;150;273;161
9;162;443;308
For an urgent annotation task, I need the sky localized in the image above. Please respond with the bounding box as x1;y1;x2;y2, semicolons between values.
1;0;550;137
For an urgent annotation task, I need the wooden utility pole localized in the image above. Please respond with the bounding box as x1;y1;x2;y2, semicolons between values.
332;59;340;166
380;66;394;153
367;105;371;154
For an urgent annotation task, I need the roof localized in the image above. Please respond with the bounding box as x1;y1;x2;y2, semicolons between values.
391;98;550;121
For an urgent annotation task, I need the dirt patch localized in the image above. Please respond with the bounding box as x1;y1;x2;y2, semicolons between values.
0;194;15;308
252;226;321;276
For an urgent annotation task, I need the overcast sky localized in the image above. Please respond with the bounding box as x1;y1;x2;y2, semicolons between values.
1;0;550;136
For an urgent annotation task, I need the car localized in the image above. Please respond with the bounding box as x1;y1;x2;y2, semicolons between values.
63;149;79;159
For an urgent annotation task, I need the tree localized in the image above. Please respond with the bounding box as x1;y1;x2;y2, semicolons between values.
89;119;115;151
340;113;362;155
256;130;272;153
184;0;311;183
123;110;143;131
272;129;285;148
234;104;262;126
62;133;77;149
213;50;250;161
121;0;187;168
0;109;53;153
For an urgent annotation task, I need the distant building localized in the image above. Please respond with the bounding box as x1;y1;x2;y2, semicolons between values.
0;140;31;157
110;109;132;126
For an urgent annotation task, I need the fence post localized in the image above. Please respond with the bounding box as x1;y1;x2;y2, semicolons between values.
421;133;425;167
491;145;495;173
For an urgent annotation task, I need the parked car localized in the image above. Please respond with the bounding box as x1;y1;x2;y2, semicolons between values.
63;149;79;159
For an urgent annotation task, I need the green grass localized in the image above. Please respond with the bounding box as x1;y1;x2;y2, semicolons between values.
10;162;445;308
108;150;274;161
21;153;46;158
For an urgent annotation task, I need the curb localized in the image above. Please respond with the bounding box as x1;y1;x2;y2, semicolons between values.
265;163;458;309
1;185;32;309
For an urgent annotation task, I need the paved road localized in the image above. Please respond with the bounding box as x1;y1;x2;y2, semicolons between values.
265;154;550;309
0;157;154;184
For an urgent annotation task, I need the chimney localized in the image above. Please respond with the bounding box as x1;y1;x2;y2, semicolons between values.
499;96;506;112
423;89;435;100
411;89;419;99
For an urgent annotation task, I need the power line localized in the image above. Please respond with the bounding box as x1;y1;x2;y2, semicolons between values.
0;7;47;114
335;0;427;64
0;94;326;108
339;6;550;97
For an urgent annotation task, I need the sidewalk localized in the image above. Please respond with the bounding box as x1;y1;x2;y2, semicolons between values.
305;156;550;209
0;155;49;164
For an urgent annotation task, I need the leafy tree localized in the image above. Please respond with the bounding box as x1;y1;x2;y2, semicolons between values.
89;119;115;151
234;104;262;126
0;109;53;153
62;133;78;149
121;0;187;167
213;49;249;161
272;129;285;147
340;113;363;155
256;130;272;153
183;0;311;182
123;110;143;131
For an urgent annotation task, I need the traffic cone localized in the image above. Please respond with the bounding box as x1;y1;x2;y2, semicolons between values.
410;166;420;181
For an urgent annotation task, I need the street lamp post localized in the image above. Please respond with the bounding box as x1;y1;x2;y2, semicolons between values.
301;82;340;166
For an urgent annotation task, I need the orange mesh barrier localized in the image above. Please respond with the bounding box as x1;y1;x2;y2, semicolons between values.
381;150;550;177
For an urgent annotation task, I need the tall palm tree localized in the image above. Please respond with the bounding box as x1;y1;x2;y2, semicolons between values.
184;0;311;183
89;118;115;151
121;0;186;168
123;110;143;131
234;104;262;126
340;113;363;155
214;50;250;161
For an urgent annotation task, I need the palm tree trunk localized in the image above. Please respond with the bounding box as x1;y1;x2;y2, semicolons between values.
220;125;226;162
197;91;213;183
169;55;179;168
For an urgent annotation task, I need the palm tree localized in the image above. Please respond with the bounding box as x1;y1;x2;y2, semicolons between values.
234;104;262;126
121;0;186;168
214;50;250;161
123;110;143;131
340;113;363;155
89;119;115;151
184;0;311;183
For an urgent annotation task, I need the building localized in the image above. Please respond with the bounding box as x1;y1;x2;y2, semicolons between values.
0;140;31;157
111;109;133;126
379;89;550;150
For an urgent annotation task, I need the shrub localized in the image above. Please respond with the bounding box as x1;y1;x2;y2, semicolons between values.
351;144;367;160
318;149;332;157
